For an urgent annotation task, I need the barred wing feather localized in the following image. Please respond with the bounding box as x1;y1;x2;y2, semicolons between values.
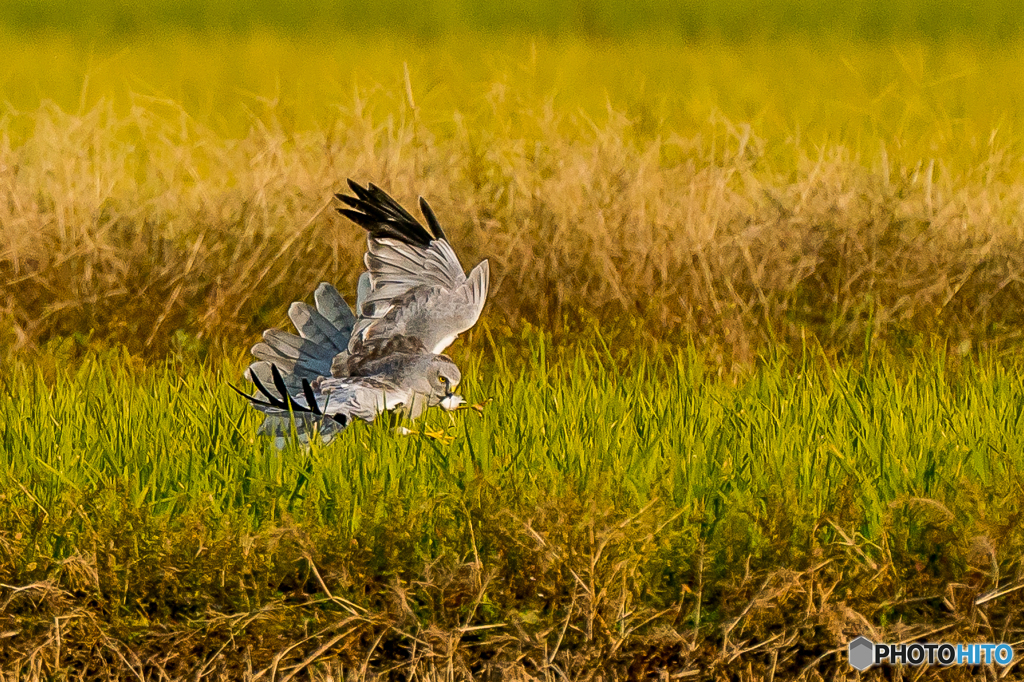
247;281;355;392
337;180;490;356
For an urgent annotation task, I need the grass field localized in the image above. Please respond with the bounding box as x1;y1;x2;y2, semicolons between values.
4;30;1024;362
4;1;1024;678
6;35;1024;360
3;340;1024;677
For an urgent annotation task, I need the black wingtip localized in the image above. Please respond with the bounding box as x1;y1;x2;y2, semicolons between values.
335;192;357;208
418;197;448;241
301;379;322;416
239;365;348;437
270;363;288;395
249;371;287;409
336;207;373;227
270;364;310;414
347;178;363;195
229;382;275;408
334;179;439;248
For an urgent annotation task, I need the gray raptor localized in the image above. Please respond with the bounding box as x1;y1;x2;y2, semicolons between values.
235;180;490;443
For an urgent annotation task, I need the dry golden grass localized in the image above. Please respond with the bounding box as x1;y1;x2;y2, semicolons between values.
4;94;1024;363
4;491;1022;680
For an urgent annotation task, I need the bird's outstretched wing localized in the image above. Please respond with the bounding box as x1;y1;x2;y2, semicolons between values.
248;282;356;393
233;363;407;442
335;180;490;361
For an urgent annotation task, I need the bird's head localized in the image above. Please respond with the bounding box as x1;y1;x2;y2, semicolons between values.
426;355;463;409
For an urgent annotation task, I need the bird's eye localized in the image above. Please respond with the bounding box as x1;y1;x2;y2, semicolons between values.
437;374;446;384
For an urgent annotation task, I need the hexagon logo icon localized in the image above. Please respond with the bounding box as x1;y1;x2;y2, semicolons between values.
849;636;874;671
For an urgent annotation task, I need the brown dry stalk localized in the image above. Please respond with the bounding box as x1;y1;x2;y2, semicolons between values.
3;99;1024;361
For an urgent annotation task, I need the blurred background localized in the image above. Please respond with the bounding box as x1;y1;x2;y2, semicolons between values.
4;0;1022;147
3;0;1024;363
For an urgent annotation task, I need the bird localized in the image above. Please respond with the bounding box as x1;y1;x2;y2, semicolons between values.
234;180;490;444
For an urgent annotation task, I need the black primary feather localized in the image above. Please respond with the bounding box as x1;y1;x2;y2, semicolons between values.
250;371;288;409
237;366;348;428
271;364;309;414
229;383;276;409
335;180;442;248
418;196;448;241
301;378;321;415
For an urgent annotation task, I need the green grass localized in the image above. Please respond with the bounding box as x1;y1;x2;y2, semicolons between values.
3;337;1023;676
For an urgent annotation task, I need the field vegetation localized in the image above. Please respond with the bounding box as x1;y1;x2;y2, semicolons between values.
6;55;1024;363
3;1;1024;678
4;341;1024;678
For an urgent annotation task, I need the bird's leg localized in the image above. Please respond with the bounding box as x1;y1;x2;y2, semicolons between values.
382;410;415;436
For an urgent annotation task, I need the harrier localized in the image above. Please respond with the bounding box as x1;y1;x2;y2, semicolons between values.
235;180;490;443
